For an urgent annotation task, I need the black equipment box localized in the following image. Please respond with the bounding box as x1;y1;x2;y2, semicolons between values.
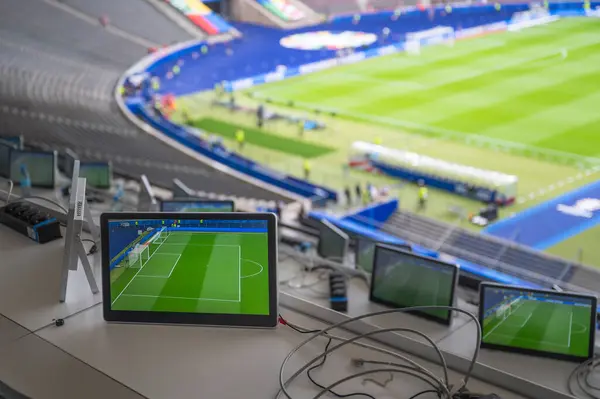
0;203;62;243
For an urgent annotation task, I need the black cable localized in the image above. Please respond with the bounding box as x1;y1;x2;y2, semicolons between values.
409;389;440;399
81;238;98;255
279;315;375;399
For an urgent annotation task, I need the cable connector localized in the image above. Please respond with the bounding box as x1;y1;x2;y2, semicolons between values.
278;315;288;326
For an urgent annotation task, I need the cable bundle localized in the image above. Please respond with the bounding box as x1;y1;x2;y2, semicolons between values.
569;356;600;398
277;306;485;399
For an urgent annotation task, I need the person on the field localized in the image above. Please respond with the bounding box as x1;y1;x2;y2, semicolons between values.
235;129;245;151
344;186;352;206
303;159;311;180
417;180;428;211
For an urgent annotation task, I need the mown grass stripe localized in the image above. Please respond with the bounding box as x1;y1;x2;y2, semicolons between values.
190;117;335;159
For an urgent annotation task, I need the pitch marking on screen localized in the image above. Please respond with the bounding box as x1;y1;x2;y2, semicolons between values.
482;301;524;340
240;259;264;279
120;294;240;303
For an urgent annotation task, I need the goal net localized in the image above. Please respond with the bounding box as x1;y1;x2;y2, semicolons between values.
151;226;169;245
128;244;150;269
405;26;455;55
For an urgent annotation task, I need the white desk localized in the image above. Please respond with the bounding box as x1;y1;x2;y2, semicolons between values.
0;225;576;399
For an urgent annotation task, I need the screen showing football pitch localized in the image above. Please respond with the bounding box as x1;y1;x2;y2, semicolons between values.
107;218;270;316
480;285;596;360
370;246;458;324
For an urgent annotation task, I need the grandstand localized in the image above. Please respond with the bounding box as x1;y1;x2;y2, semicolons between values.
0;0;291;202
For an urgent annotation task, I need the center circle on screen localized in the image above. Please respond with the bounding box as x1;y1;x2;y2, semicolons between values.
280;30;377;51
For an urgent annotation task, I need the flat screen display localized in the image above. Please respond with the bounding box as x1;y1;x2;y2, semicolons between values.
479;283;596;361
160;200;234;213
355;239;411;273
0;142;12;178
0;136;23;149
317;219;349;262
370;245;458;324
101;213;278;327
80;162;112;189
10;150;56;188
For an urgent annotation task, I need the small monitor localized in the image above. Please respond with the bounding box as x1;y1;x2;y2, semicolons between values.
59;149;79;178
100;212;278;327
0;135;23;149
79;162;112;189
355;238;411;273
160;199;234;213
317;219;349;262
9;150;57;188
370;245;459;324
0;141;13;178
479;283;596;362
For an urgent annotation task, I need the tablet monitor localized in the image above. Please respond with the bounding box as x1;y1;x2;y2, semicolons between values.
160;199;234;213
355;238;411;273
317;219;349;262
10;150;57;188
370;245;458;324
0;135;23;149
101;212;278;327
59;148;78;178
479;283;596;362
79;161;112;189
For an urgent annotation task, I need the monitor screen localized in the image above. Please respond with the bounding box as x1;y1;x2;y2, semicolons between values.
370;245;458;324
355;239;412;273
59;149;78;178
160;200;234;213
317;219;349;262
106;217;271;317
479;284;596;361
80;162;112;189
0;136;23;149
0;142;12;178
10;150;56;188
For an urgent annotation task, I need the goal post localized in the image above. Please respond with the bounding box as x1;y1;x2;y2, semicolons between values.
151;226;168;244
405;26;455;53
128;244;150;269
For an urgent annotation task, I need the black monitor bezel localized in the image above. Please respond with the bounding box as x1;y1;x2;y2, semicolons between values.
478;282;597;362
370;244;459;325
159;199;235;213
101;212;278;328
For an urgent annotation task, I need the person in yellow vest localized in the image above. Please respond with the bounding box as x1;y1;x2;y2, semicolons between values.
494;2;501;11
214;82;223;99
303;159;311;180
362;184;371;205
173;65;180;75
417;180;428;211
235;129;245;151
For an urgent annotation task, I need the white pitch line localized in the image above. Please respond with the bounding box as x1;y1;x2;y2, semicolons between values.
484;301;525;340
112;233;169;306
240;259;264;279
121;294;240;302
167;254;182;278
567;310;573;348
238;246;241;302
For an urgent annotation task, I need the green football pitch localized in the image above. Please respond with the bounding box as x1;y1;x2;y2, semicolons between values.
372;260;455;321
175;18;600;265
110;231;270;315
482;299;591;358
